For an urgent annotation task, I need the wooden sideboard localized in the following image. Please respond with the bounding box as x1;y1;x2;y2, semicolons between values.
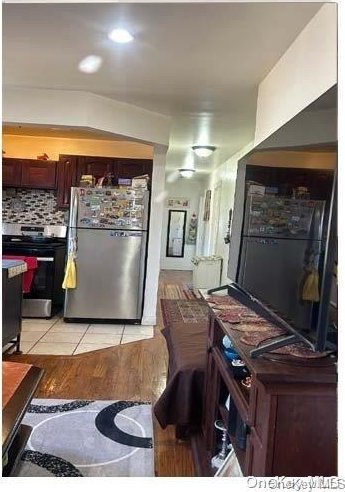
192;302;337;477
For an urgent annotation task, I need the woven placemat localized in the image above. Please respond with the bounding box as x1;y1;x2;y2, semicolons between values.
160;299;209;326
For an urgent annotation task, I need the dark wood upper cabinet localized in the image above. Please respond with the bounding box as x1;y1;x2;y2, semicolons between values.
245;165;334;201
117;158;153;179
75;155;153;186
3;158;57;189
57;155;78;208
3;154;153;209
2;158;22;187
21;160;57;189
57;154;153;209
76;156;116;185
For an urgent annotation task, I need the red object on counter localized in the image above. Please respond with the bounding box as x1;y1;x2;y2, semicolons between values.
2;255;38;293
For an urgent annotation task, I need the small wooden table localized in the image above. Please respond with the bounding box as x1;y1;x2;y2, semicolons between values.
2;362;44;476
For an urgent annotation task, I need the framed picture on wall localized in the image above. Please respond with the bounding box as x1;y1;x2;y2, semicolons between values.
203;190;212;221
166;197;190;208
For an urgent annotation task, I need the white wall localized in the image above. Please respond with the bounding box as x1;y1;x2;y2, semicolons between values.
204;142;254;285
255;107;337;150
142;145;167;325
2;134;153;160
255;3;337;145
160;176;207;270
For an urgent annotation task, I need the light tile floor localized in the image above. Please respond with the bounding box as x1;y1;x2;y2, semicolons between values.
8;314;154;356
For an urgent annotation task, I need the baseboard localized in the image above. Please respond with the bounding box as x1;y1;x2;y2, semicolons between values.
141;315;157;326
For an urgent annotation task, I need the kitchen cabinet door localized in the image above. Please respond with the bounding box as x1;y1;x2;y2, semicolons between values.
76;156;116;185
2;158;22;186
57;155;78;208
21;160;57;189
117;158;153;179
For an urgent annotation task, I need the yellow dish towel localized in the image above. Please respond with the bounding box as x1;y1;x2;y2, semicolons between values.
62;254;77;289
302;268;319;302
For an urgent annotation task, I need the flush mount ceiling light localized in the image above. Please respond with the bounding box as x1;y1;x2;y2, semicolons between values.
78;55;103;74
108;28;134;44
191;145;216;157
179;168;196;179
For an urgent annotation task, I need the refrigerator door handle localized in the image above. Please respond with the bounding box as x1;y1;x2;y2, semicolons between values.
68;233;78;255
316;203;325;240
307;202;325;241
69;188;79;228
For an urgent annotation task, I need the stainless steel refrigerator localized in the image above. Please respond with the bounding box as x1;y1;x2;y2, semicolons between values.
238;195;325;332
64;187;149;321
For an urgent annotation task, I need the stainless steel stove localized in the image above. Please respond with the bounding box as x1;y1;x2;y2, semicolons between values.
2;224;67;318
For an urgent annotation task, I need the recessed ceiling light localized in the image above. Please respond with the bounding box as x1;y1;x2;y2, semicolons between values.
108;28;134;44
192;145;216;157
78;55;103;74
179;168;195;179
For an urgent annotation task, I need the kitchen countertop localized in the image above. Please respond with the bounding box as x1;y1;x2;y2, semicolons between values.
2;260;27;278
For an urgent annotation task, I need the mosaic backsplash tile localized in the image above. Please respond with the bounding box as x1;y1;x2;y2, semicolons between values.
2;188;68;225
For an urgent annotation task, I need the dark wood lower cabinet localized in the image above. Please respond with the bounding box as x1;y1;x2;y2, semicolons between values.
192;310;337;477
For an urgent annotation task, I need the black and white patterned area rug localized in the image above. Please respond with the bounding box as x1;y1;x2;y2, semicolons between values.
14;399;154;477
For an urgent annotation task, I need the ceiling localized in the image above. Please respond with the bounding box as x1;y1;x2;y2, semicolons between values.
2;2;323;175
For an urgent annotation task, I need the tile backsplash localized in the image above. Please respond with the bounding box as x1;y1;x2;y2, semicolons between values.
2;188;68;225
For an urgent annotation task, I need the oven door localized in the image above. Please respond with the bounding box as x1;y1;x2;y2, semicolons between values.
26;253;55;299
2;245;56;317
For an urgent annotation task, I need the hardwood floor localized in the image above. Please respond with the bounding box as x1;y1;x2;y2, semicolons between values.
3;269;195;477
